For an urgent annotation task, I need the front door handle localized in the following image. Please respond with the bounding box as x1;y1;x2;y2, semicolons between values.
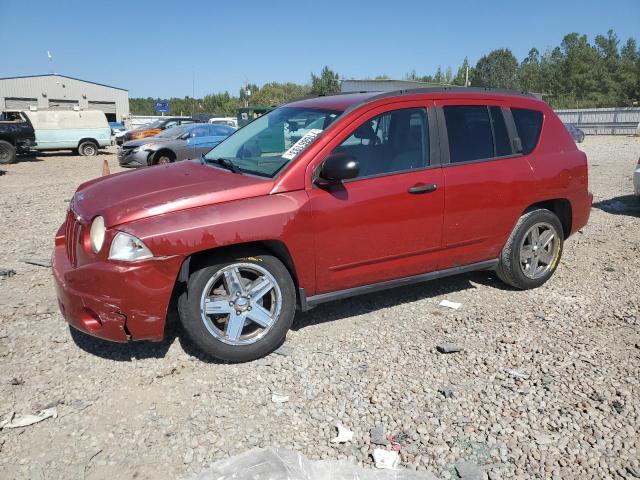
408;183;437;194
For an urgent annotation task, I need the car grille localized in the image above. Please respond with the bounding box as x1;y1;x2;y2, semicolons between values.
65;210;82;267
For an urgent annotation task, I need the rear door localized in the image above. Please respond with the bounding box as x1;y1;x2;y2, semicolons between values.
308;102;445;294
435;100;534;269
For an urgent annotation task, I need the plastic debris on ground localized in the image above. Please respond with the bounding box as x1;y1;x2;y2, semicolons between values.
372;449;399;470
438;299;461;310
271;392;289;403
386;433;401;452
330;422;354;443
191;447;435;480
436;343;463;354
506;369;529;380
0;268;16;279
0;407;57;429
20;258;52;268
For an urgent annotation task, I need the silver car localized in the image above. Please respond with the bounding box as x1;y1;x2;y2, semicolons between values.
564;123;585;143
118;123;235;167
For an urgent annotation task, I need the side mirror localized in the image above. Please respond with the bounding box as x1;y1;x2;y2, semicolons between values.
180;132;191;140
319;152;359;182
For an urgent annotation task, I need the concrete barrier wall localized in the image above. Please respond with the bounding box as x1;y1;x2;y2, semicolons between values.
554;107;640;135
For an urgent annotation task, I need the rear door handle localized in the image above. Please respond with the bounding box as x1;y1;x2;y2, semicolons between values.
408;183;437;194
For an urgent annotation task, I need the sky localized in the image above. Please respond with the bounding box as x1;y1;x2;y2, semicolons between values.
0;0;638;98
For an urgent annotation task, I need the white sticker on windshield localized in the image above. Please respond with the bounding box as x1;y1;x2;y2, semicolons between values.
281;128;323;160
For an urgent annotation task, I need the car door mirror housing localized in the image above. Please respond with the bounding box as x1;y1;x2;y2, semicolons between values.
180;132;191;140
319;153;359;182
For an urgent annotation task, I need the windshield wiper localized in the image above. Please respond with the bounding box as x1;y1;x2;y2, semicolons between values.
201;155;242;174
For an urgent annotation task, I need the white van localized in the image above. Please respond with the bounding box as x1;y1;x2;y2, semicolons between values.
208;117;238;129
22;110;111;156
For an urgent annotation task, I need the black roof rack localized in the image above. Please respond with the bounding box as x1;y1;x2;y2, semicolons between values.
342;86;538;115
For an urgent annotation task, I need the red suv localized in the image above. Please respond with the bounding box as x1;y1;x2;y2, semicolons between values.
53;88;592;362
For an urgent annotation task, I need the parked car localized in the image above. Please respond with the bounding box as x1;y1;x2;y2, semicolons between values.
116;117;196;146
634;157;640;199
0;111;36;164
208;117;238;129
118;123;235;167
108;121;126;137
565;123;585;143
53;88;592;362
22;110;110;156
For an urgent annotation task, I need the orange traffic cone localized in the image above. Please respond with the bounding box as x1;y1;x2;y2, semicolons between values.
102;159;110;176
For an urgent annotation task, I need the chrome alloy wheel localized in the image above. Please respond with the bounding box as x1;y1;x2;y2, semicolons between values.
199;263;282;345
519;222;559;279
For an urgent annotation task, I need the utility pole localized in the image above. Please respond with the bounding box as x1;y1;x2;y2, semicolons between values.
192;66;196;117
465;66;469;87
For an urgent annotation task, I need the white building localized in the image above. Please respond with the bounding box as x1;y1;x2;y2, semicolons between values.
0;74;129;122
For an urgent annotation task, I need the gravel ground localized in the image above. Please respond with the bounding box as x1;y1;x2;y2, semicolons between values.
0;137;638;480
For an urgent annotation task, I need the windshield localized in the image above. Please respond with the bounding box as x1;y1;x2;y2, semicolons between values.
156;124;189;138
204;107;341;177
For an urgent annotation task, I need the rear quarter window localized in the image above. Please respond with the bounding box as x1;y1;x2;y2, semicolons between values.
511;108;543;155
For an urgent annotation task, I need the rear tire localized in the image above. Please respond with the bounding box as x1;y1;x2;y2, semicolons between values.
496;209;564;289
178;253;296;362
78;141;98;156
0;140;16;164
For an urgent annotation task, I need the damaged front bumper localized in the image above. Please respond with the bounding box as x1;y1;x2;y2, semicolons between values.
52;233;183;343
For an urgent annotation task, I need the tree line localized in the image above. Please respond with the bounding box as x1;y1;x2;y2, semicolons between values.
129;30;639;116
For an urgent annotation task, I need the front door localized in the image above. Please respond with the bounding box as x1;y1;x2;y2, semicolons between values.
308;105;444;294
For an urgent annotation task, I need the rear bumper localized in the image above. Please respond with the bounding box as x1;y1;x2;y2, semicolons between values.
52;235;183;342
571;191;593;235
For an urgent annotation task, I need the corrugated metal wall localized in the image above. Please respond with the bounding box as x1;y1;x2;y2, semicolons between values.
4;97;37;109
554;107;640;135
0;75;129;121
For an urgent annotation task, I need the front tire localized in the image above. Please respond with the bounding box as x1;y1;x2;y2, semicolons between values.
0;140;16;164
496;209;564;289
154;151;175;165
178;253;296;362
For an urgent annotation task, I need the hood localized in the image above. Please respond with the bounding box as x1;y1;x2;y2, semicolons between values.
122;137;175;148
71;161;274;227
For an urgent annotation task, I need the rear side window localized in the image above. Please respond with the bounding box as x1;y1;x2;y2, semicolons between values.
444;106;494;163
511;108;543;154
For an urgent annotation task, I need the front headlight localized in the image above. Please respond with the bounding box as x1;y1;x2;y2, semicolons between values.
89;216;106;253
109;232;153;261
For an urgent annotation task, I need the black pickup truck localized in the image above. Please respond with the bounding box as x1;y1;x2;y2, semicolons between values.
0;112;36;164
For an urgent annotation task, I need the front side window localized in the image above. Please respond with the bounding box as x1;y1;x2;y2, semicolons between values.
331;108;429;179
204;107;341;177
512;108;543;154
